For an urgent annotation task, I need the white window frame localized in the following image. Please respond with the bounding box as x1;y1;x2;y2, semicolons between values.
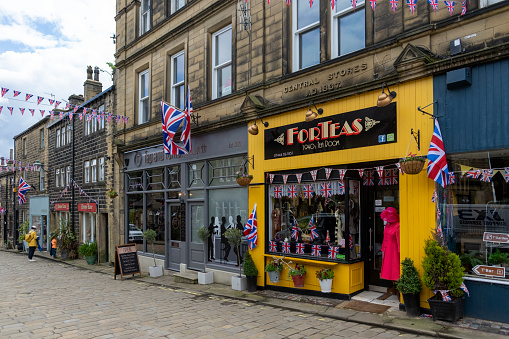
171;0;185;14
56;168;60;187
138;69;150;124
212;25;232;100
331;0;365;58
40;129;44;149
60;167;65;187
99;157;105;182
99;105;105;130
67;124;72;144
66;166;71;186
56;129;61;148
61;127;66;146
171;50;185;110
40;169;44;191
84;161;90;184
91;159;97;183
481;0;504;7
82;212;95;243
292;0;321;71
140;0;151;35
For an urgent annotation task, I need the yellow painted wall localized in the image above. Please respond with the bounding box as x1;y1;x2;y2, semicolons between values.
249;78;436;305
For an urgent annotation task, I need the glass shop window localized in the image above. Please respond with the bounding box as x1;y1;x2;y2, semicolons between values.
147;168;165;190
438;154;509;280
127;171;144;192
188;162;205;188
146;192;165;255
167;165;181;189
127;193;144;252
208;156;244;186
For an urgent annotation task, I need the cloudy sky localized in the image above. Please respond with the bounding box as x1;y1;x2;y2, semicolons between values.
0;1;116;159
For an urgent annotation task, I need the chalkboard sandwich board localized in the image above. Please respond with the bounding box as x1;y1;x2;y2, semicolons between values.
114;243;142;280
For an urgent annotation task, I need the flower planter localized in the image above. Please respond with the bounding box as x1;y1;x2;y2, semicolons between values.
427;296;464;323
149;265;163;277
291;274;306;288
60;249;69;260
85;255;97;265
399;160;425;175
232;275;247;291
319;279;333;293
402;293;421;317
198;271;214;285
246;276;257;292
236;177;252;186
267;270;281;283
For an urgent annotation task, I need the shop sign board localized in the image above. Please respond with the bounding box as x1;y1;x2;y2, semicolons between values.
483;232;509;243
264;103;397;159
114;243;142;280
54;203;69;211
78;203;96;213
472;265;505;278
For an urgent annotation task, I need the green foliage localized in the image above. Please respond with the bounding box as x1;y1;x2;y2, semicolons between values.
129;209;136;224
315;267;334;281
288;263;306;277
78;241;98;257
225;228;242;247
459;250;483;271
396;258;422;294
106;62;116;70
488;248;509;265
243;251;258;277
400;153;426;163
265;260;283;272
196;226;210;243
143;229;157;244
56;218;78;259
18;220;30;242
422;239;464;298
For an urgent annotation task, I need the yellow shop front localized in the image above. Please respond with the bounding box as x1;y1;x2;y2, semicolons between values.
248;78;436;304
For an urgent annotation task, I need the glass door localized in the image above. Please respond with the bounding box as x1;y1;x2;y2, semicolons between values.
188;203;205;271
167;203;185;271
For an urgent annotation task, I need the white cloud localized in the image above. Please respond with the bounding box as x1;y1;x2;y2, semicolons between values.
0;0;115;156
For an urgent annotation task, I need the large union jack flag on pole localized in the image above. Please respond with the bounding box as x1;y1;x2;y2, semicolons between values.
427;119;449;188
161;101;188;155
244;203;258;250
180;86;193;153
18;177;31;205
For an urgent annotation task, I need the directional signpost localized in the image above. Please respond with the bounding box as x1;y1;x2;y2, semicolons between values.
472;265;506;278
483;232;509;243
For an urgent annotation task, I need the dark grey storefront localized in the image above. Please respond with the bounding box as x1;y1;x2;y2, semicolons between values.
124;125;249;272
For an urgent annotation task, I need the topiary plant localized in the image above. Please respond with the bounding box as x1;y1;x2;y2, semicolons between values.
143;229;158;267
197;226;210;273
243;251;258;277
225;228;243;277
422;238;464;299
396;258;422;295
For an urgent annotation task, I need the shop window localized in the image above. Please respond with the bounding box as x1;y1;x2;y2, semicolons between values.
128;194;144;252
171;0;185;13
171;50;185;110
128;171;144;192
208;156;244;186
147;192;165;255
438;154;509;280
147;168;165;190
170;204;184;242
212;25;232;99
82;212;95;243
293;0;320;71
188;162;205;188
191;205;205;243
331;0;365;58
138;69;150;124
84;161;90;184
167;166;181;189
140;0;151;35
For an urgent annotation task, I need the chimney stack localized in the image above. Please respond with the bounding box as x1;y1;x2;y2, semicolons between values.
83;65;103;101
94;67;100;81
87;65;93;80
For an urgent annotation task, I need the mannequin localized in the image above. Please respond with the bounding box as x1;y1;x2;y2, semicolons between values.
271;207;281;238
233;215;243;266
380;207;400;300
221;216;231;261
207;217;216;261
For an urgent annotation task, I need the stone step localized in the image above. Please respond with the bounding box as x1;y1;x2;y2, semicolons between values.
173;271;198;284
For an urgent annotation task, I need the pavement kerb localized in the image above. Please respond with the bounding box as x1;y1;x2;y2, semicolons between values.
3;248;502;339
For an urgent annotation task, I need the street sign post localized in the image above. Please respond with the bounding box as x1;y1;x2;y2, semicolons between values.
472;265;505;278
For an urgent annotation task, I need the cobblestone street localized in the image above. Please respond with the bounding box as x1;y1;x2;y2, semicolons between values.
0;251;432;339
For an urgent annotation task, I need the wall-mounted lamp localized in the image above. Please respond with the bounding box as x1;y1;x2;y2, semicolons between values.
248;118;269;135
376;82;397;107
305;102;323;122
124;158;130;167
32;160;43;172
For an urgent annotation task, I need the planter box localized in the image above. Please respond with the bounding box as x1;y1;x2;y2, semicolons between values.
402;293;421;317
198;271;214;285
246;276;257;292
232;275;247;291
291;274;305;288
85;255;97;265
149;265;163;278
427;296;464;323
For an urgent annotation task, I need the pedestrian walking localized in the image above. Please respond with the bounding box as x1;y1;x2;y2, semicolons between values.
25;226;38;262
51;235;58;258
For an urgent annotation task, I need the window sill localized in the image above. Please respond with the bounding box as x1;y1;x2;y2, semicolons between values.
464;274;509;286
264;253;361;266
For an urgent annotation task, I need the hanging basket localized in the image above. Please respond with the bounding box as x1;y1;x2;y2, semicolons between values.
236;177;252;186
399;160;425;175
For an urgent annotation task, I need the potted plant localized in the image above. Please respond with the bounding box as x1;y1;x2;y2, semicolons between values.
459;250;483;272
422;238;465;323
17;220;29;252
196;226;214;284
78;241;98;265
398;153;426;175
143;229;163;277
288;263;306;288
107;188;118;198
56;218;78;260
396;258;422;317
243;251;258;292
225;228;245;290
236;169;253;186
488;248;509;266
265;258;283;283
315;267;334;293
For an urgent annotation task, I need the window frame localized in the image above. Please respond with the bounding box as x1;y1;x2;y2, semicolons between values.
56;129;61;148
55;168;60;187
331;0;366;58
212;25;233;100
99;157;105;182
138;69;150;124
84;160;90;184
67;124;72;144
171;0;185;14
61;127;66;146
40;168;44;191
292;0;321;71
40;129;44;149
91;159;97;183
140;0;151;35
66;166;71;187
171;50;185;110
60;167;65;187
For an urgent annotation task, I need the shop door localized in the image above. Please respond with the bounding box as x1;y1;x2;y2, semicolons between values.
188;203;205;271
364;184;399;289
168;203;186;271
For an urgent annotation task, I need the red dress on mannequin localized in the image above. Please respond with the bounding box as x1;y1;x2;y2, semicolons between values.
381;221;400;281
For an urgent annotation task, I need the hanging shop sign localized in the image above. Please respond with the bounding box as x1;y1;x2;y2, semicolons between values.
54;203;69;211
78;203;97;213
264;103;397;160
472;265;505;278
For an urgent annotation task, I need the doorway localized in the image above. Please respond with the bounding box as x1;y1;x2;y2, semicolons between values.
167;203;185;270
188;203;205;271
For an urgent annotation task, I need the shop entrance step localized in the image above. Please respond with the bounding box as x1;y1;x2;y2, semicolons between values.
174;271;198;284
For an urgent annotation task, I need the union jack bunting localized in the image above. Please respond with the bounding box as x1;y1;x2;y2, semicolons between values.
396;162;403;174
1;88;8;97
328;246;339;259
296;242;305;254
282;241;291;254
36;96;44;105
505;168;509;183
291;219;299;240
436;207;441;220
48;99;54;106
465;169;480;179
19;108;24;116
79;113;83;121
73;105;80;113
480;169;493;183
161;101;187;155
245;204;258;250
65;103;71;110
437;222;443;237
287;0;291;6
406;0;416;13
25;94;33;101
330;0;336;10
376;166;384;178
295;173;302;183
427;0;438;11
311;244;321;257
282;175;289;184
338;169;347;180
83;107;88;115
369;0;377;10
288;184;298;198
363;170;375;186
390;0;398;12
303;184;314;198
444;1;455;15
269;174;274;183
54;101;61;108
8;107;13;115
351;0;358;10
269;240;278;252
431;190;438;203
325;168;332;180
39;110;44;117
358;169;364;178
18;177;31;205
310;170;318;181
448;172;456;185
274;185;283;198
59;112;63;120
460;282;470;297
181;85;193;153
461;0;467;15
435;290;452;302
309;0;314;7
338;180;345;195
427;119;449;188
13;90;21;97
320;182;332;197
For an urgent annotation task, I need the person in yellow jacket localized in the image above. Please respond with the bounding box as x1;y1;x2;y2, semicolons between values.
25;225;38;262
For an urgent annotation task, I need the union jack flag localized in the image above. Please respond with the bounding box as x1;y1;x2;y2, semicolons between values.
480;169;493;183
435;290;451;302
338;169;347;180
291;219;299;240
83;107;88;115
55;101;61;108
465;169;480;179
1;88;8;97
349;234;354;249
274;185;283;198
287;0;291;6
310;170;318;181
296;242;305;254
282;241;291;253
325;168;332;180
19;108;24;116
282;175;288;184
303;184;314;198
437;222;443;236
320;182;332;197
161;101;187;155
431;190;438;203
330;0;336;10
461;0;467;15
407;0;416;14
245;204;258;250
363;170;375;186
18;177;31;205
505;168;509;183
350;180;359;195
13;90;21;97
448;172;456;185
460;282;470;297
387;169;398;185
338;180;345;195
427;0;438;11
25;94;33;101
269;240;278;252
436;208;441;220
59;112;63;120
296;173;302;183
36;96;44;105
395;162;403;174
48;99;55;106
328;246;339;259
369;0;377;11
351;0;358;10
167;141;188;155
39;110;44;117
73;105;80;113
427;119;449;188
311;244;321;257
390;0;398;12
288;184;298;198
309;216;319;240
309;0;314;7
445;1;455;15
8;107;13;115
181;86;192;153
